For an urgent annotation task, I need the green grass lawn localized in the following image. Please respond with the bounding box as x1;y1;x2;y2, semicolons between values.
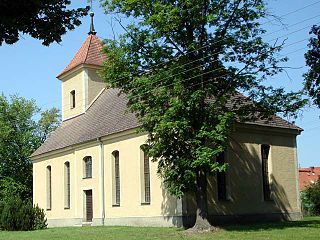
0;217;319;240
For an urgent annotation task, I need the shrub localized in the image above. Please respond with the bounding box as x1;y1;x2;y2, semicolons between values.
0;196;23;230
0;201;4;229
17;200;35;231
302;179;320;216
33;204;47;230
0;196;47;231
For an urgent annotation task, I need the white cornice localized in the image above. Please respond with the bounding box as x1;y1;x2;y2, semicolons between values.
32;122;301;161
31;127;144;162
57;64;102;81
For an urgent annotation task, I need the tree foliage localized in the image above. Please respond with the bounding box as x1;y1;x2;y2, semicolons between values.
101;0;306;228
0;0;89;46
302;179;320;216
304;25;320;107
0;177;30;201
0;94;60;197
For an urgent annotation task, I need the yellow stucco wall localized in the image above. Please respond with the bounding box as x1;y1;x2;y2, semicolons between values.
184;126;301;219
33;126;301;226
37;66;301;226
103;134;180;218
87;68;106;105
33;144;102;221
33;131;181;225
61;70;85;120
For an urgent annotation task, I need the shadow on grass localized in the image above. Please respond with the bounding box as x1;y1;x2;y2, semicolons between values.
219;217;320;232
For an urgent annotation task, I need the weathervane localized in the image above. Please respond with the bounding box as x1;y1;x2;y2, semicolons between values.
88;0;97;35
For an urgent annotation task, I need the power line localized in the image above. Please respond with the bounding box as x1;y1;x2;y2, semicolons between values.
91;1;320;93
127;37;318;101
103;0;320;79
40;16;319;110
96;15;320;98
41;36;312;112
129;24;318;94
53;42;311;112
38;2;320;109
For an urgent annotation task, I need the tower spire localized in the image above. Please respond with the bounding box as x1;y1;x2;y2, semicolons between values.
88;12;96;35
88;1;96;35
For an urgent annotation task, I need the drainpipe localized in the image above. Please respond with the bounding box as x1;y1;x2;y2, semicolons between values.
98;138;105;225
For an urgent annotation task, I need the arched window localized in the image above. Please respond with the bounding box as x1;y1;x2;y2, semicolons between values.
140;145;151;204
83;156;92;179
70;90;76;109
46;166;52;210
261;144;271;200
64;162;70;209
112;151;120;206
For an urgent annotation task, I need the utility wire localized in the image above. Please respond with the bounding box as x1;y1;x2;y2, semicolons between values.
128;24;318;94
37;2;320;109
40;16;319;110
53;41;311;112
94;15;320;97
140;46;310;99
102;0;320;79
114;24;319;102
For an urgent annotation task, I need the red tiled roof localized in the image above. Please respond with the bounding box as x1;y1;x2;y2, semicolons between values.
299;167;320;191
57;34;105;78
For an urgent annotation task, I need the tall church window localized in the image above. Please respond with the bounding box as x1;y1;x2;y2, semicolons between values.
112;151;120;206
140;146;151;204
261;144;271;200
46;166;52;210
70;90;76;109
64;161;70;209
83;156;92;179
217;152;227;201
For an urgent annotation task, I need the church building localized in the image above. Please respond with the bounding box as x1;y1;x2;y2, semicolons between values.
32;15;303;227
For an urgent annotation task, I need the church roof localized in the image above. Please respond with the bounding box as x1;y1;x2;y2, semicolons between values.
57;34;105;78
32;88;138;157
32;88;302;158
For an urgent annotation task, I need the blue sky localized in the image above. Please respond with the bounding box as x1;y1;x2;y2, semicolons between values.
0;0;319;167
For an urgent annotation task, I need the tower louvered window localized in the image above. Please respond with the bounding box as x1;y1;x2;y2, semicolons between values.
70;90;76;109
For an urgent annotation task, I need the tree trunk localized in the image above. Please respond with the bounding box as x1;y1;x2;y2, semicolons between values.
190;168;217;231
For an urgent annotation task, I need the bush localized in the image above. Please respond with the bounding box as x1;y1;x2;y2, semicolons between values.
0;196;47;231
0;201;4;229
302;179;320;216
0;196;24;231
33;204;47;230
0;177;47;231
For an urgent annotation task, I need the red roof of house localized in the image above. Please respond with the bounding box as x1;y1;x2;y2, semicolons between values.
299;167;320;191
57;34;105;78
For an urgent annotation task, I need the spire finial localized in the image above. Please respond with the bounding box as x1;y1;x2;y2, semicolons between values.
88;1;96;35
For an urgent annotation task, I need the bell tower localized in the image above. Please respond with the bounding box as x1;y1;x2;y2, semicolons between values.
57;11;106;121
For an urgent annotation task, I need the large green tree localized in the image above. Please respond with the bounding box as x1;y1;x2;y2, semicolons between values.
304;25;320;107
101;0;305;229
0;0;89;46
0;95;60;198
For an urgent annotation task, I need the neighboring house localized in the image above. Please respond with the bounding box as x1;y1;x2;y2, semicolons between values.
32;21;303;227
299;167;320;191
